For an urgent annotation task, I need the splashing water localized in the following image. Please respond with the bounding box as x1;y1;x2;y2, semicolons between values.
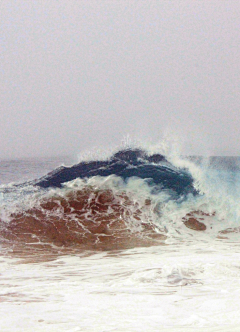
1;147;240;331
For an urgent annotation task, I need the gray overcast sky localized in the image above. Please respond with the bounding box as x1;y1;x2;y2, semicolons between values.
1;0;240;159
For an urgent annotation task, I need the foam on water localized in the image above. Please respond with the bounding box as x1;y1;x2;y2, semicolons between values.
1;243;240;331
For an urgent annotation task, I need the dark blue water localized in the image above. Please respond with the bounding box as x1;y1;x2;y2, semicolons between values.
33;149;197;197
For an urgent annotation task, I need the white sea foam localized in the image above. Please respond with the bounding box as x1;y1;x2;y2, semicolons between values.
1;243;240;331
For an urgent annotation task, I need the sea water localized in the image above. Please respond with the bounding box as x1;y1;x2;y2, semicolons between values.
1;150;240;331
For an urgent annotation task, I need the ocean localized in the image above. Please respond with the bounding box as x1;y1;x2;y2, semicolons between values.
1;148;240;331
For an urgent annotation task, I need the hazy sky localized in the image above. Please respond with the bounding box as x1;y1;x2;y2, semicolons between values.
1;0;240;159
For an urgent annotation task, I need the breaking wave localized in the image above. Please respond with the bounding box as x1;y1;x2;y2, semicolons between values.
1;148;240;251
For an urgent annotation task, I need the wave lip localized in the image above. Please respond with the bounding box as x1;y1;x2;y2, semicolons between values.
33;149;197;196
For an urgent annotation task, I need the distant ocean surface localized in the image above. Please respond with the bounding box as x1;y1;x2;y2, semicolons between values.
1;148;240;331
